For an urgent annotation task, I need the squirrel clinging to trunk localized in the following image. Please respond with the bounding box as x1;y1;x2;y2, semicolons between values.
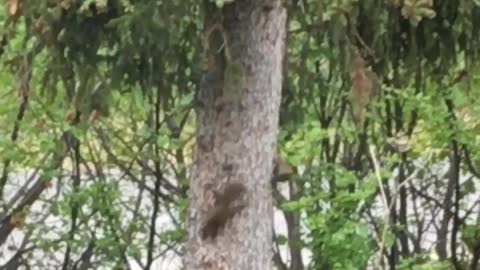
201;182;247;240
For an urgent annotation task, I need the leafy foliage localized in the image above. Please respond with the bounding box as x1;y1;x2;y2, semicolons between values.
1;0;480;269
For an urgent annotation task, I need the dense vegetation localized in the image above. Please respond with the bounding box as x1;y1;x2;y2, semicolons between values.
1;0;480;269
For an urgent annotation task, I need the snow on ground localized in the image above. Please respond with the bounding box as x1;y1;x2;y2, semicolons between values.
1;154;479;269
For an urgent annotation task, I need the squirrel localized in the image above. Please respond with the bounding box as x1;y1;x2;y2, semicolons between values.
272;153;293;184
201;182;247;240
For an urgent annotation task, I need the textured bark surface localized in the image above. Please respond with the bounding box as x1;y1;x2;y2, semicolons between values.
183;0;286;269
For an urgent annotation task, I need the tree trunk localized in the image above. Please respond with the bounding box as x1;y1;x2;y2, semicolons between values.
183;1;287;269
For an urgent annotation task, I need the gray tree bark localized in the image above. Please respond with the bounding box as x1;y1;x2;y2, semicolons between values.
183;0;287;269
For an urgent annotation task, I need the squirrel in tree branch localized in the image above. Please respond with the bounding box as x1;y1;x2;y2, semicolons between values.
201;182;247;240
272;153;293;184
